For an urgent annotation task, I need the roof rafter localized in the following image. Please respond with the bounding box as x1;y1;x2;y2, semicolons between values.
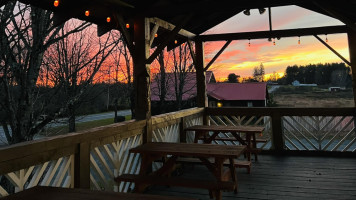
199;25;348;42
146;15;193;64
148;17;196;39
313;1;356;32
314;35;351;66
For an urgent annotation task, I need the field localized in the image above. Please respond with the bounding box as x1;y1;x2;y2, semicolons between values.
272;86;354;107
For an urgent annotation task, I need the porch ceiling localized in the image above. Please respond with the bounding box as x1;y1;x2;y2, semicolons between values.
9;0;356;35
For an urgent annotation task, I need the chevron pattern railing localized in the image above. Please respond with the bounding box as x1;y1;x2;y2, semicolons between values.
0;155;74;197
90;134;142;192
283;116;356;151
205;107;356;152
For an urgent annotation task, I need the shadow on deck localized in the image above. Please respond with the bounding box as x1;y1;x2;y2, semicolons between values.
146;155;356;200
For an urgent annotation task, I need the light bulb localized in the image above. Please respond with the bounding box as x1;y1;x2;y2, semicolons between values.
85;10;90;17
106;17;111;23
53;0;59;7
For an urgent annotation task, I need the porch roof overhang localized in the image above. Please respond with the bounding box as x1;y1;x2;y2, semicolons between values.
5;0;356;41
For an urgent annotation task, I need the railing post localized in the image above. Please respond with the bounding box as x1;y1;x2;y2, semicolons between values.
179;117;187;143
74;142;90;189
271;110;285;152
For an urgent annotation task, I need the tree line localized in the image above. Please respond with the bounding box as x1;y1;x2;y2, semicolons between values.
279;63;352;86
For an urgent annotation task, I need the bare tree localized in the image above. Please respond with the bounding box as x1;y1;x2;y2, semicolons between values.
110;33;134;120
0;2;90;144
43;23;117;132
171;43;195;110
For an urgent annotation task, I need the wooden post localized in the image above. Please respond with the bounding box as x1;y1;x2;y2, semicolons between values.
271;111;284;152
348;29;356;106
347;29;356;129
179;117;187;143
74;142;90;188
133;16;152;143
195;39;208;125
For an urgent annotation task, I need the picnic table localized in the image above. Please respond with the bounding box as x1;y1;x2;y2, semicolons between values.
184;125;265;162
1;186;198;200
116;142;246;200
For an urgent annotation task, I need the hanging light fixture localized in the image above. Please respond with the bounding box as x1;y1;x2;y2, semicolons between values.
298;36;301;45
243;9;251;16
106;17;111;23
325;34;328;43
126;23;130;28
258;8;266;14
53;0;59;7
85;10;90;17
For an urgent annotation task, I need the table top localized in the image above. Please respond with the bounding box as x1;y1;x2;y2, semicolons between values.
184;125;264;133
129;142;246;158
2;186;198;200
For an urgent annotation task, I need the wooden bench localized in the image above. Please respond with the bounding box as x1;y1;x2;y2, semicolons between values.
115;174;235;200
174;157;252;174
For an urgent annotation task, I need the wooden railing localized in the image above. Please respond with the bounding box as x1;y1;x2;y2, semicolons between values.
1;106;355;197
0;107;204;197
205;107;356;152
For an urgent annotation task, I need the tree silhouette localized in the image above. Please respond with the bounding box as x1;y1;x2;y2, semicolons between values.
227;73;240;83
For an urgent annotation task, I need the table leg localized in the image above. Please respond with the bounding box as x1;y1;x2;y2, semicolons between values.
229;158;238;193
246;134;251;161
252;133;258;161
215;157;224;200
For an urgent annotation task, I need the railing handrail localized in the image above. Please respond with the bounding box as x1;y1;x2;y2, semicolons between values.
205;107;356;116
0;107;204;175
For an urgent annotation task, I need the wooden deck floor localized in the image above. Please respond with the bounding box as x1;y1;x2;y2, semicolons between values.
146;155;356;200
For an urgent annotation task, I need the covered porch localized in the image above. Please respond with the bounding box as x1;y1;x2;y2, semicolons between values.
1;0;356;199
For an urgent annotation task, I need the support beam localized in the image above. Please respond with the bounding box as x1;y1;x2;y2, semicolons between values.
133;17;152;143
146;15;192;64
313;1;356;32
148;17;196;39
115;14;134;56
204;40;232;71
97;24;112;37
347;29;356;107
199;25;348;42
53;12;72;27
149;24;159;47
314;35;351;66
195;40;208;123
187;40;197;69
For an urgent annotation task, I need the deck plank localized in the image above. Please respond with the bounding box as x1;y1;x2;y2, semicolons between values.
147;155;356;200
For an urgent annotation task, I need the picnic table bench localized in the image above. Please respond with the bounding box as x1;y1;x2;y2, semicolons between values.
184;125;265;161
115;142;246;200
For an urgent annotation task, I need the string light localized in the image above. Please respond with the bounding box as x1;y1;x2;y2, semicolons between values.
298;36;300;45
126;23;130;28
106;17;111;23
85;10;90;17
154;33;158;38
326;34;328;43
53;0;59;7
174;40;178;44
248;39;251;47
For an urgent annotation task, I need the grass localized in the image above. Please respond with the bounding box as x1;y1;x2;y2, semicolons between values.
272;86;354;107
41;115;132;136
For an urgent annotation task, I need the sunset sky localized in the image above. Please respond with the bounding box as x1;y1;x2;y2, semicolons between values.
202;6;348;81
